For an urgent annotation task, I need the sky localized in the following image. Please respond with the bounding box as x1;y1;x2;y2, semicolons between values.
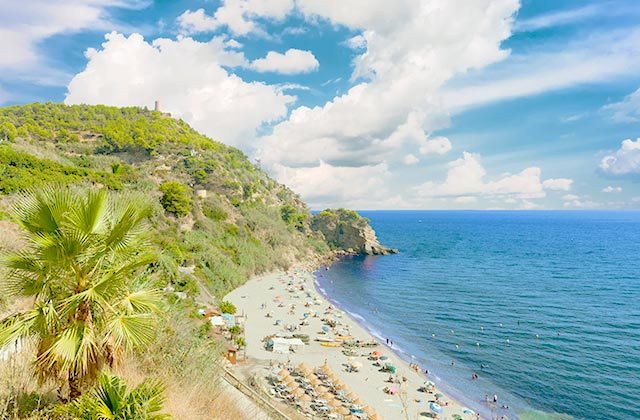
2;0;640;210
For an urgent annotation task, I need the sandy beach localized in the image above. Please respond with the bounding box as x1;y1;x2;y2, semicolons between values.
226;267;480;420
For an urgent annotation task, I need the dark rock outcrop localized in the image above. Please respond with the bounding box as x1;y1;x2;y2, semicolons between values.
311;209;398;255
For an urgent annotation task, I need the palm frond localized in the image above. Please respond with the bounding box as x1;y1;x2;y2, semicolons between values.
69;188;108;236
120;288;163;315
106;314;157;350
60;372;169;419
0;312;36;347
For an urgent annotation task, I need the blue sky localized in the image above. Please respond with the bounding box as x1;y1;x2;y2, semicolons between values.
2;0;640;210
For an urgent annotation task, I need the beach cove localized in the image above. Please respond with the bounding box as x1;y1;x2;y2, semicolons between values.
226;268;483;420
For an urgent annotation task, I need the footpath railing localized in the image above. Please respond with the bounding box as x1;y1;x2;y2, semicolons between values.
221;366;293;420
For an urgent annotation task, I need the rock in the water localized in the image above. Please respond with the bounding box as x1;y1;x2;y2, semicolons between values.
311;209;398;255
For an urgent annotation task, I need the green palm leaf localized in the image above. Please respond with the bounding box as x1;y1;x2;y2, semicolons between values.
0;186;160;400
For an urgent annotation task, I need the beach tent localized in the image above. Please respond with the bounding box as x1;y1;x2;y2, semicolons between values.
209;316;225;326
269;337;305;354
429;402;443;415
221;313;236;327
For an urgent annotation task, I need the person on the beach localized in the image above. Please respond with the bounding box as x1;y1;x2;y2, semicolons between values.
493;394;498;403
485;394;489;403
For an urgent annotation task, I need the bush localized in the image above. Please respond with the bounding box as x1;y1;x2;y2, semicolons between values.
219;300;236;314
160;181;192;217
228;325;242;337
202;202;228;221
280;204;308;231
0;121;17;142
235;336;246;348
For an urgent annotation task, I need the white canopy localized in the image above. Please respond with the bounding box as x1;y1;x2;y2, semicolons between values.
270;337;305;354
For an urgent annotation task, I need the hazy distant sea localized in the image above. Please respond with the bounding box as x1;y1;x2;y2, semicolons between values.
315;211;640;419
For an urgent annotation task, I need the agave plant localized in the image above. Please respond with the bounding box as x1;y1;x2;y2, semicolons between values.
60;372;170;419
0;186;162;400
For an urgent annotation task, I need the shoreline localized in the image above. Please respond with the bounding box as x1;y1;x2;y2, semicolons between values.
226;266;481;420
313;268;502;420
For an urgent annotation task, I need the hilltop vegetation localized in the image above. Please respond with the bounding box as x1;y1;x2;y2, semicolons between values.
0;102;329;298
0;102;334;418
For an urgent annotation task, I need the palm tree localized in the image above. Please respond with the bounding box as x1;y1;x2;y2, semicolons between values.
60;372;169;419
0;186;162;400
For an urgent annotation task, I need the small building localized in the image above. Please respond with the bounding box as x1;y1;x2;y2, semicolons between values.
196;189;207;198
226;346;238;365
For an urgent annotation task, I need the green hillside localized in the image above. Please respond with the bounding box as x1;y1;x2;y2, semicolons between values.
0;103;336;418
0;102;328;298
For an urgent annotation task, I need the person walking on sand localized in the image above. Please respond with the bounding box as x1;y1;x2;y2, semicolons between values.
493;394;498;403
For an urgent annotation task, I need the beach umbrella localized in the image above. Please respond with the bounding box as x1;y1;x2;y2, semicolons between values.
429;402;443;415
337;406;350;416
350;361;363;369
334;380;348;390
346;391;358;401
363;406;376;416
353;397;364;406
298;362;310;371
285;377;297;386
368;415;382;420
434;392;444;399
462;408;476;415
300;394;312;402
452;415;463;420
293;388;305;398
278;369;289;379
424;381;435;387
328;399;342;408
320;391;333;400
310;377;321;387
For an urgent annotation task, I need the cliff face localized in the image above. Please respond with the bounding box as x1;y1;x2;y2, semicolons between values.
311;209;397;255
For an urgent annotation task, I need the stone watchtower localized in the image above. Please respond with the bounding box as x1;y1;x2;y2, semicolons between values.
154;100;160;112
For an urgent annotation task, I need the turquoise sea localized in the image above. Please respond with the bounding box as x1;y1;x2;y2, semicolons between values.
314;211;640;420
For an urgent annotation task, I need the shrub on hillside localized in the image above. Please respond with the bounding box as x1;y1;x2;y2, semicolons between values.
160;181;192;217
219;301;236;314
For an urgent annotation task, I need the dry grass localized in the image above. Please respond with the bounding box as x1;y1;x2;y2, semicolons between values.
0;341;57;419
115;354;251;419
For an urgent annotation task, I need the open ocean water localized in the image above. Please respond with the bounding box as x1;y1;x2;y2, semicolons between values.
314;211;640;420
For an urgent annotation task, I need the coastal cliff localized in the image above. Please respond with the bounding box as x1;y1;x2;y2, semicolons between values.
311;208;397;255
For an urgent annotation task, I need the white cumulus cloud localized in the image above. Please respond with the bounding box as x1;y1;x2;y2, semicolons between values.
600;138;640;175
403;154;419;165
413;152;566;200
177;0;294;37
176;9;217;34
419;136;452;156
602;186;623;193
256;0;520;206
65;32;294;147
250;49;319;74
542;178;573;191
